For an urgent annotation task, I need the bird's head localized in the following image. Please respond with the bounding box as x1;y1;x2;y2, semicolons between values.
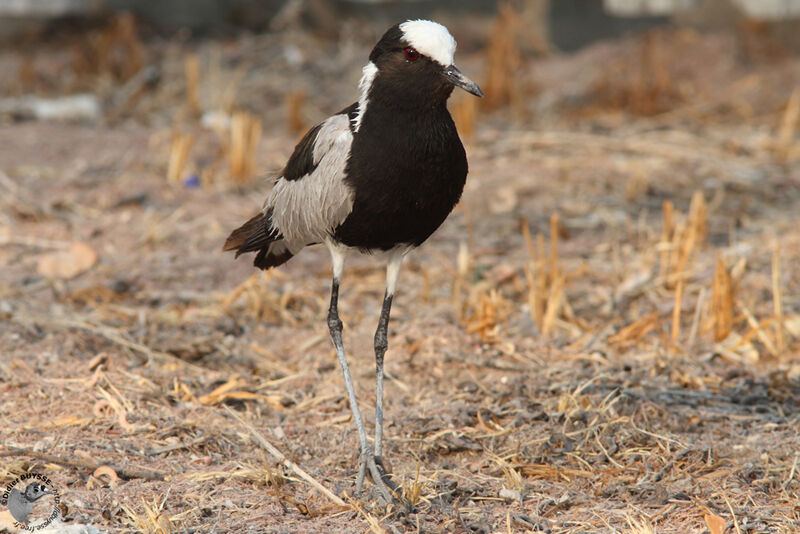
362;20;483;108
24;482;53;502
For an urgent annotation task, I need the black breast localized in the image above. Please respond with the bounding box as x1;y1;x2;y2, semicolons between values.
333;102;468;251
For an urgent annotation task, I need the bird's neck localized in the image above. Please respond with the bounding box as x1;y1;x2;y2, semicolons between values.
360;92;453;131
367;79;453;115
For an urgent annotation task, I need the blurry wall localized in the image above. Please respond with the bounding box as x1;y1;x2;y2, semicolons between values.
2;0;800;51
606;0;800;18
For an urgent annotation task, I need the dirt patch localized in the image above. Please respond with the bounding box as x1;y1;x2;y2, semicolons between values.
2;19;800;534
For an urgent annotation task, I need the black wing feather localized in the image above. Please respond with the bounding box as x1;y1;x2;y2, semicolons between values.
281;123;323;181
223;104;358;269
223;208;279;256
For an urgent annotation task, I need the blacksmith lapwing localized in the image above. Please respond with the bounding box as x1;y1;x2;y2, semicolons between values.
8;482;53;524
224;19;483;502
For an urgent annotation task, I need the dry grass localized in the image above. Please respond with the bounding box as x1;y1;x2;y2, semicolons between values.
166;132;194;184
285;90;308;135
1;18;800;534
121;495;174;534
184;54;201;118
69;12;145;85
227;111;262;185
711;253;734;342
522;213;567;337
589;29;686;116
482;2;522;112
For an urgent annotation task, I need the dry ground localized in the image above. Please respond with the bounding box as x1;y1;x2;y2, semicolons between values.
1;18;800;534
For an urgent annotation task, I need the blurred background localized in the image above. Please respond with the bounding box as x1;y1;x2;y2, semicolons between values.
3;0;800;132
2;1;800;533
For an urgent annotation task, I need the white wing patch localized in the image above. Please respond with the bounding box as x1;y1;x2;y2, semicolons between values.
399;20;457;67
266;114;354;252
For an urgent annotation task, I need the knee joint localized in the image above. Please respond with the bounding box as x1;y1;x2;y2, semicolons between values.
374;333;388;354
327;313;342;332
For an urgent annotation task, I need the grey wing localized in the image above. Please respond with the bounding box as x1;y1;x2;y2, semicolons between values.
8;488;33;523
265;113;355;253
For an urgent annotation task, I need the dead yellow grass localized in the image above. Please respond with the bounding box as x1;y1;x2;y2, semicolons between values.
166;132;194;184
184;54;201;118
711;254;734;342
590;29;686;116
228;111;262;185
285;90;307;135
482;2;522;112
522;213;569;337
2;19;800;534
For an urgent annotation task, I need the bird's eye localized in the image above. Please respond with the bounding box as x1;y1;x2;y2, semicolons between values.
404;47;419;62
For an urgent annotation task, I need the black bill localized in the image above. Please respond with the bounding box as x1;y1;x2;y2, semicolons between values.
441;65;484;98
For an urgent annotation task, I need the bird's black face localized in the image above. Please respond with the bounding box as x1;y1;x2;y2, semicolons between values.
25;483;53;501
371;44;456;104
367;22;483;107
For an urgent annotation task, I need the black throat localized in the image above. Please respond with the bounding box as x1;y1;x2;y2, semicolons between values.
333;75;468;251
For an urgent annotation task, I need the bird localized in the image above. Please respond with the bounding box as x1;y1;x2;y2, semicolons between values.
223;19;483;502
8;482;53;524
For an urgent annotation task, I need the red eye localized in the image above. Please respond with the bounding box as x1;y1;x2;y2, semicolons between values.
404;47;419;62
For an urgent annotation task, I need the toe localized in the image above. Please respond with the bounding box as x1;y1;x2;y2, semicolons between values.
374;455;392;475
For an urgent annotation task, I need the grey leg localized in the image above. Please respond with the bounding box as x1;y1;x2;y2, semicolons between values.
373;251;403;472
373;291;393;461
327;277;395;503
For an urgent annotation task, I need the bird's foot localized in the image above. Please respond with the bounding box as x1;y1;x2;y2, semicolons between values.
355;451;398;506
374;455;391;475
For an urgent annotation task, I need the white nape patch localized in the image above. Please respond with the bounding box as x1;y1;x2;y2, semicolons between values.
267;113;355;252
399;19;457;67
352;61;378;132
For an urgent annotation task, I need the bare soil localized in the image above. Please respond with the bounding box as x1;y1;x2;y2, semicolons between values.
1;21;800;534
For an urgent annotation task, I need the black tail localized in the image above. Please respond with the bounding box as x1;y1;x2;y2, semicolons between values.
223;209;294;269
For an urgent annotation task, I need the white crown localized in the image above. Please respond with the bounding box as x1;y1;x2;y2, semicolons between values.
399;20;457;66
